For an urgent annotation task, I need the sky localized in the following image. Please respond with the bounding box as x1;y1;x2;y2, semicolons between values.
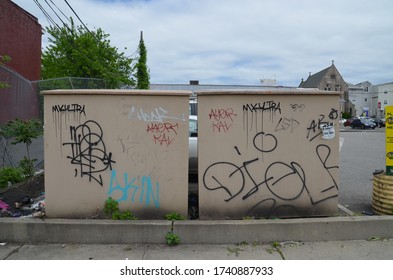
12;0;393;86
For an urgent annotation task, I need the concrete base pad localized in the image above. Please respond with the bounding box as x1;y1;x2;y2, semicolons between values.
1;216;393;244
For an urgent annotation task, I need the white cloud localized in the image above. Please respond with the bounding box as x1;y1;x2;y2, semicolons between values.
12;0;393;86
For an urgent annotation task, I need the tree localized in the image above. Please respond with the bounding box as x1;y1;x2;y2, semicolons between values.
1;119;43;178
42;19;134;88
136;31;150;89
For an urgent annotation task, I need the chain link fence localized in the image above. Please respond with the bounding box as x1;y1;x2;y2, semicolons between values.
0;71;105;168
34;77;106;91
32;77;106;121
0;65;39;124
0;65;39;168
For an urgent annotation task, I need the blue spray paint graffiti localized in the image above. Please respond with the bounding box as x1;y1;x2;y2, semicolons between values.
108;169;160;208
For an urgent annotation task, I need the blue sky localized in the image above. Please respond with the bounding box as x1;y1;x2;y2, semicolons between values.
12;0;393;86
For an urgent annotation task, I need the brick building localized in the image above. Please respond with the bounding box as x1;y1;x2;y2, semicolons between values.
0;0;42;124
0;0;42;80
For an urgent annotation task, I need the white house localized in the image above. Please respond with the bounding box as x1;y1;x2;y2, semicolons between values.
371;82;393;119
347;81;372;117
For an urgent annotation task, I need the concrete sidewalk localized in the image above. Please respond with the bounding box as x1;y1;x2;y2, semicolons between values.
2;239;393;260
1;215;393;260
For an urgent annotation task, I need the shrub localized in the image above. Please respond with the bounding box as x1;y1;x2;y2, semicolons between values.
1;118;43;161
0;167;23;188
165;212;186;221
19;156;36;178
342;112;352;119
104;197;119;216
164;212;185;246
165;232;181;246
104;197;137;220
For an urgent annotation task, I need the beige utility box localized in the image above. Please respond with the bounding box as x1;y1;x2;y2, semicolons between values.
43;90;191;219
197;89;340;219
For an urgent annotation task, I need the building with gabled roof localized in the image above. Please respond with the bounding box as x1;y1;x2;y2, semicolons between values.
299;61;353;116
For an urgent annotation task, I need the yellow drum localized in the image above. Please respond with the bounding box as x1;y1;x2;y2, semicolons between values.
372;172;393;215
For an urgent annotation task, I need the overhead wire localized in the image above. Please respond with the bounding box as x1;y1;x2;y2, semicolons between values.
49;0;72;24
63;0;98;41
44;0;68;27
33;0;136;85
33;0;61;29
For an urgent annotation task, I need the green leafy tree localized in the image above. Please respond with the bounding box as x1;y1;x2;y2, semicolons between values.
136;31;150;89
2;119;42;161
42;19;134;88
1;119;43;177
2;119;42;177
0;55;11;89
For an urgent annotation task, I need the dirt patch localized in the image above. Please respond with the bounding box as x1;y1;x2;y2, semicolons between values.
0;172;45;217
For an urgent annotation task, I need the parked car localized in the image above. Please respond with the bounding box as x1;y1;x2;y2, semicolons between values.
189;115;198;174
343;118;353;127
371;118;385;128
339;118;347;125
350;118;376;129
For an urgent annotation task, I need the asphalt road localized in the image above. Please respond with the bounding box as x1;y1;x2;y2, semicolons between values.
339;127;386;214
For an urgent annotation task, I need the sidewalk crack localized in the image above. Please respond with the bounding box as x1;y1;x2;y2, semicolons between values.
2;244;24;260
141;245;147;260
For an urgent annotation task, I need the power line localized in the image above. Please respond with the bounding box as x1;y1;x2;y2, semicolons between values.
63;0;96;39
49;0;72;24
44;0;67;27
36;0;99;45
34;0;134;85
33;0;60;29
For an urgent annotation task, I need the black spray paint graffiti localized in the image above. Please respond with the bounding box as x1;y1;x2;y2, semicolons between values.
242;100;282;147
315;144;339;192
202;132;338;217
63;120;115;186
52;104;87;139
273;104;304;133
52;104;86;115
274;117;300;133
242;101;282;114
306;108;339;141
242;101;282;128
290;103;305;112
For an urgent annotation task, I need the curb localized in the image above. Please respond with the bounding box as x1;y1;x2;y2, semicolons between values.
1;216;393;244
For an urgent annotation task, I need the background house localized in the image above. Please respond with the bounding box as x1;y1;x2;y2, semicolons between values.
347;81;372;117
345;80;393;119
371;82;393;119
299;61;353;117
